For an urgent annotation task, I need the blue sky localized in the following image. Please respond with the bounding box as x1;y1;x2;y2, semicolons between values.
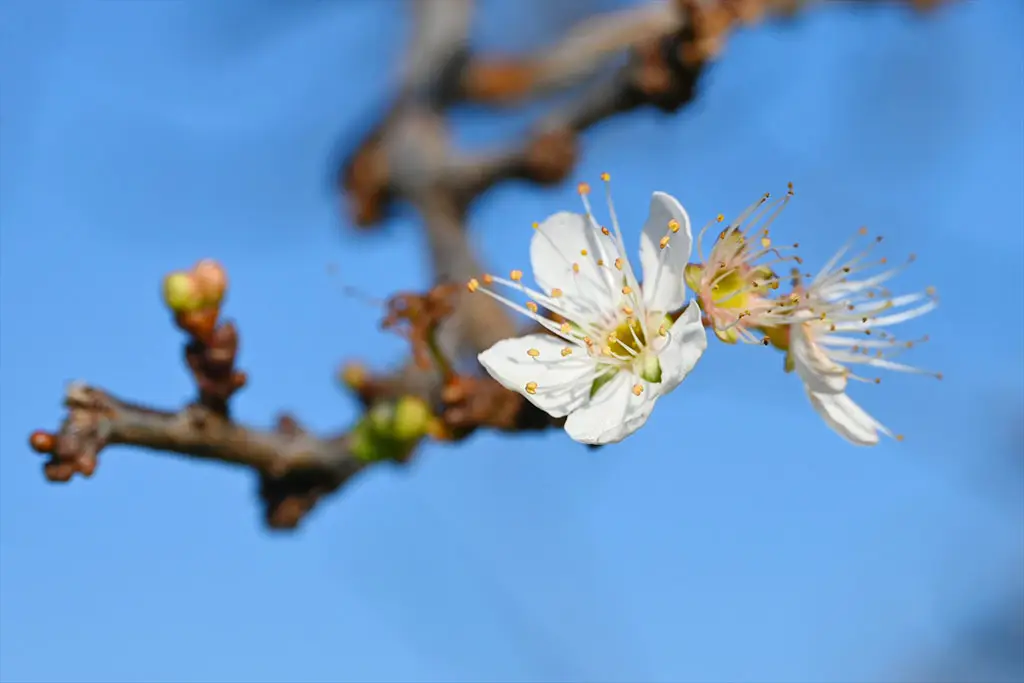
1;1;1021;682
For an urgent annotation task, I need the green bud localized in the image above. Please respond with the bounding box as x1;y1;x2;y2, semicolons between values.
162;272;203;314
392;396;432;442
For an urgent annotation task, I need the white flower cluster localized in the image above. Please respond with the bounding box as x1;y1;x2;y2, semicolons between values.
468;175;940;446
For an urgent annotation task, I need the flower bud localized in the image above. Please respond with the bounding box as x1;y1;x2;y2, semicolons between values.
192;259;228;308
392;396;432;442
162;272;203;314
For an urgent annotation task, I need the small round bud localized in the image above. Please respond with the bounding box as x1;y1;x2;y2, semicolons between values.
29;430;55;453
162;272;203;314
392;396;432;442
192;259;228;307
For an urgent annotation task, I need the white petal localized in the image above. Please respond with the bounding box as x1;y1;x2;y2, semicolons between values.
530;211;619;317
789;324;848;394
656;301;707;394
478;334;597;418
563;372;657;445
806;390;891;446
639;192;693;313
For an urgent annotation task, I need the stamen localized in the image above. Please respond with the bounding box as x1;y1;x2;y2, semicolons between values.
525;381;538;395
632;384;643;396
527;348;540;358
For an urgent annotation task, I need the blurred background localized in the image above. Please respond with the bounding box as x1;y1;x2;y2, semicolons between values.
1;0;1021;681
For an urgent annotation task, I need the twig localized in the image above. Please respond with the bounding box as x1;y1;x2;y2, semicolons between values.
30;0;949;530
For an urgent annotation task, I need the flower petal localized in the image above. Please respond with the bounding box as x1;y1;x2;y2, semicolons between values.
806;390;891;446
530;211;619;317
563;372;657;445
639;192;693;313
657;301;707;394
789;324;848;394
478;334;597;418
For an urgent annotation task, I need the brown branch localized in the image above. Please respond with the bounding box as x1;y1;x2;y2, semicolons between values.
31;0;951;530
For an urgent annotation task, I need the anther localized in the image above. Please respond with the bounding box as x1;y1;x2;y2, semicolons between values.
551;288;563;298
510;269;523;281
601;226;610;236
614;258;623;270
532;222;539;230
632;384;643;396
483;273;494;284
716;214;724;222
527;348;540;358
668;219;680;233
622;286;633;295
660;235;670;249
578;182;591;195
560;322;572;334
561;347;573;357
526;301;538;313
580;249;588;256
572;262;580;274
600;172;610;182
466;278;480;292
525;382;538;395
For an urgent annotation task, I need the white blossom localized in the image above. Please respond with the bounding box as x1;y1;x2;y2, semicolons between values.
469;176;707;445
783;227;941;445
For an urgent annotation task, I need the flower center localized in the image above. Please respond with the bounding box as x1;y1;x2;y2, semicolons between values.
608;318;646;356
708;267;750;311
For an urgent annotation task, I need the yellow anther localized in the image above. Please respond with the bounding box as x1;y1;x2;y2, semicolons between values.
858;226;868;236
668;219;680;233
482;273;494;284
527;348;540;358
601;226;610;236
632;384;643;396
583;336;593;345
716;214;724;222
614;258;623;270
572;262;580;274
531;221;539;230
560;322;572;334
561;347;573;357
526;301;538;313
896;434;905;442
551;288;563;298
580;249;588;256
510;269;523;281
926;285;937;296
659;235;670;249
525;381;538;395
578;182;591;195
600;172;610;182
760;237;771;248
466;278;480;292
622;306;633;316
622;286;633;295
596;259;605;266
658;325;667;336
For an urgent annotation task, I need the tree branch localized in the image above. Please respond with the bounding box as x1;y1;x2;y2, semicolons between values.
30;0;950;530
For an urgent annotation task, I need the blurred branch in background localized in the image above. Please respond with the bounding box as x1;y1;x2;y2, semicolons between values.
29;0;949;530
